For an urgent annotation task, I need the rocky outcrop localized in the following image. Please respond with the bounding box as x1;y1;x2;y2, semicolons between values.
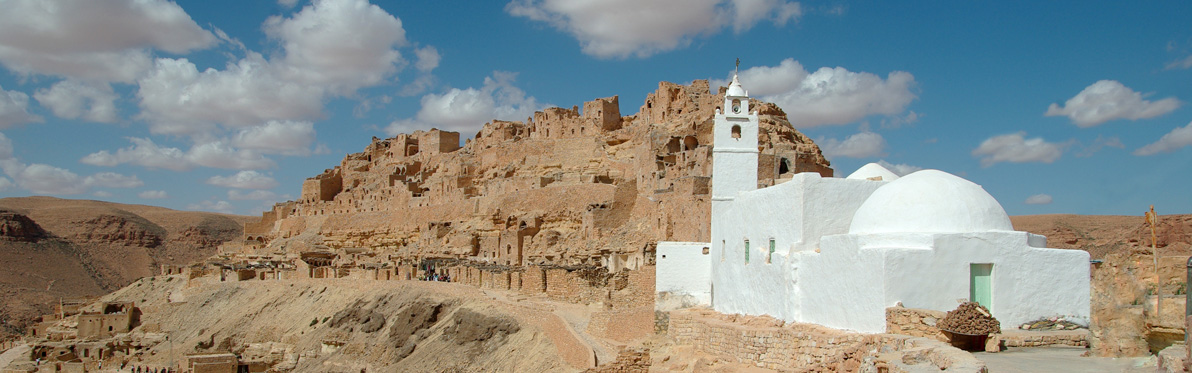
69;214;165;248
246;80;833;268
0;210;48;242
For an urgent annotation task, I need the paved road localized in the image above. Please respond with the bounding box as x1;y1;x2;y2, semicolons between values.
973;347;1156;372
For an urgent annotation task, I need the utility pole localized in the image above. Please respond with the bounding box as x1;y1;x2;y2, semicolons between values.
1146;205;1160;321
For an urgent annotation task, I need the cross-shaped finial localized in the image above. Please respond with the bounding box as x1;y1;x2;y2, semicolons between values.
735;58;740;75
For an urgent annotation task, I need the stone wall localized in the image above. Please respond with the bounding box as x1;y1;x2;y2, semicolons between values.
886;306;947;342
668;308;986;372
997;330;1089;348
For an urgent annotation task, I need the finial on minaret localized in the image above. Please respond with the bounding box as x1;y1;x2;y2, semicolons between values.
735;58;740;76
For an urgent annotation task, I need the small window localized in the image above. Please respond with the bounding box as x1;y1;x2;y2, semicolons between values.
702;247;710;255
744;239;750;264
731;125;742;139
767;239;775;264
721;240;725;262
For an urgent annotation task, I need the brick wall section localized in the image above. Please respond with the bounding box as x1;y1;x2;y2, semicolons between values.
668;308;986;372
886;306;948;342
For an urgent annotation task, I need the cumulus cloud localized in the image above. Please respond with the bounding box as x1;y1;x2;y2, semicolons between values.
387;71;545;136
207;171;279;190
82;172;143;188
1074;135;1124;157
228;189;279;201
136;55;325;136
187;199;235;214
817;131;886;159
34;80;118;123
972;132;1066;167
1045;80;1181;127
0;0;216;82
81;137;274;171
876;160;922;176
1024;194;1053;205
1134;121;1192;156
0;177;12;191
264;0;408;94
715;59;917;127
507;0;801;58
0;84;43;129
413;45;440;72
139;190;168;199
232;120;316;155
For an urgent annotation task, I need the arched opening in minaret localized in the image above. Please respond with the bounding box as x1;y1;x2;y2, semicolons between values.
731;125;741;139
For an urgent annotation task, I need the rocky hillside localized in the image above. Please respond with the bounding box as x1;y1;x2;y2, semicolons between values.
0;196;252;339
245;80;833;268
98;277;576;372
1011;214;1192;259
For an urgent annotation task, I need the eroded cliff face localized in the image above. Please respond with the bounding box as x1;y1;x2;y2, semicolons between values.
248;80;832;267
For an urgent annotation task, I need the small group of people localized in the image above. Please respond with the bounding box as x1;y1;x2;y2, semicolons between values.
127;365;173;373
421;271;450;282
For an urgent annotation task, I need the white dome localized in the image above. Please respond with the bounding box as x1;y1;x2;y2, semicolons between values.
846;163;900;181
848;170;1012;234
726;75;747;97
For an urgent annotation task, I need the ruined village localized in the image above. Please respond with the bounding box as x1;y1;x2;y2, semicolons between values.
1;76;1190;373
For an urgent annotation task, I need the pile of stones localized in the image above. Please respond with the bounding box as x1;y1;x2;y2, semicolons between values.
1019;317;1083;330
938;302;1001;335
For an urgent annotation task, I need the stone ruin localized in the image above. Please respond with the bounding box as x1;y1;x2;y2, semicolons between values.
239;80;832;271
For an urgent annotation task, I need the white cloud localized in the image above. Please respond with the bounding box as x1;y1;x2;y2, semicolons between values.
228;189;279;201
34;80;118;123
92;190;113;198
0;84;43;129
207;171;279;190
139;190;168;199
507;0;801;59
972;132;1065;167
187;200;235;214
232;120;316;155
82;172;142;188
1134;121;1192;156
136;55;325;136
81;137;274;171
264;0;408;95
279;0;301;7
818;131;886;159
414;45;440;72
387;71;544;136
1166;55;1192;70
9;163;86;194
0;177;13;191
0;0;216;82
716;59;917;127
1074;135;1124;157
1045;80;1181;127
876;160;922;176
1024;194;1053;205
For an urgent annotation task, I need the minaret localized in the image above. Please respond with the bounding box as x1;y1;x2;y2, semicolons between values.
711;72;759;227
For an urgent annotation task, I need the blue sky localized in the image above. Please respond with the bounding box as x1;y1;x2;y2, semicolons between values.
0;0;1189;217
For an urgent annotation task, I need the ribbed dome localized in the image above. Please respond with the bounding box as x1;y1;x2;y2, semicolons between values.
848;170;1012;234
846;163;900;181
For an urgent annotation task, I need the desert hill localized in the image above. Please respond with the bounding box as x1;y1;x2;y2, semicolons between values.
0;196;252;339
1011;213;1192;259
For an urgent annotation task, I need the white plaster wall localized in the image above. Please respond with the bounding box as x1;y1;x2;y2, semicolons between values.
710;174;884;323
712;114;758;202
656;241;714;307
796;234;890;333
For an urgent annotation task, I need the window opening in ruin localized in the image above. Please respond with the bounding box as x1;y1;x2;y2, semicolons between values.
744;239;750;264
779;158;791;174
731;125;741;139
768;239;775;264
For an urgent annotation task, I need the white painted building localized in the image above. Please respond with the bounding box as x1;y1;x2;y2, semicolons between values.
655;74;1090;333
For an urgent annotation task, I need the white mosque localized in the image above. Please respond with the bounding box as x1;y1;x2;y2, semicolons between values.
655;74;1091;333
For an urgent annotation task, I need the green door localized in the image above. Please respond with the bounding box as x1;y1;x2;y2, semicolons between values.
970;263;993;309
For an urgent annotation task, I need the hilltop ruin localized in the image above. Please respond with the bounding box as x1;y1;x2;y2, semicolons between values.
240;79;832;269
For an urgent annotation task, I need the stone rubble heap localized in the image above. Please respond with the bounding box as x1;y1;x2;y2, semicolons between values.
938;302;1001;335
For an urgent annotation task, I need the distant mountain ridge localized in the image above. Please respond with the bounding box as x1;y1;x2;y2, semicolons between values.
0;196;253;338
